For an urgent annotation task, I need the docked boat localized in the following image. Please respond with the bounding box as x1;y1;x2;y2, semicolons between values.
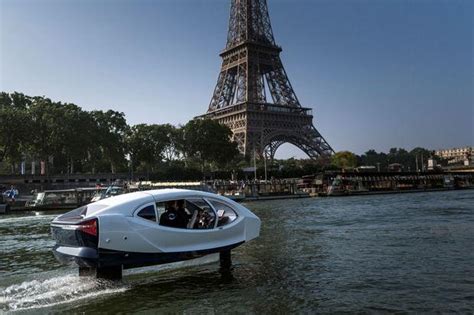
90;185;127;202
50;189;261;279
25;187;101;210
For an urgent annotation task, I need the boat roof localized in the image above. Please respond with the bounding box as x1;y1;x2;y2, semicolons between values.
86;189;235;217
94;189;222;206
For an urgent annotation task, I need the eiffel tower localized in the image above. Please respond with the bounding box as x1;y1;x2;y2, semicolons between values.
198;0;334;160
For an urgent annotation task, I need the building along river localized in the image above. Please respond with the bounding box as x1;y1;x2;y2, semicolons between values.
1;190;473;313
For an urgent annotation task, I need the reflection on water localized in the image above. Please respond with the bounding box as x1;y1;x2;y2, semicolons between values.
0;190;473;313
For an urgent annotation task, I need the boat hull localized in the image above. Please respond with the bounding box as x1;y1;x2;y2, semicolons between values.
53;242;243;269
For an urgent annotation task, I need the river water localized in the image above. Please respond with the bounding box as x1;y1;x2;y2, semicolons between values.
1;190;473;313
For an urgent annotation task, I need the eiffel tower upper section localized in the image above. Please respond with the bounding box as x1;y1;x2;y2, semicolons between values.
202;0;334;159
208;0;301;111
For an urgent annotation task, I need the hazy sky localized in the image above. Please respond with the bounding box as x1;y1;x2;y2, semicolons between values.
1;0;472;158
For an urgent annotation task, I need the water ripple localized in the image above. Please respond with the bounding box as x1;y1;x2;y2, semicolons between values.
0;190;472;313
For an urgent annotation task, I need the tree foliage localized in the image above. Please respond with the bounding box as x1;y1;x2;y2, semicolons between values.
358;147;435;171
0;92;31;166
182;119;240;170
331;151;358;170
128;124;172;173
0;92;441;178
0;92;240;176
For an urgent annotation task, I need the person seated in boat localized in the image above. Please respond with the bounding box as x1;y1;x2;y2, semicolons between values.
159;200;189;229
176;199;192;222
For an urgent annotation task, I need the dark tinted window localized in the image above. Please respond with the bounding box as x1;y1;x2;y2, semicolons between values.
186;199;216;229
137;205;156;222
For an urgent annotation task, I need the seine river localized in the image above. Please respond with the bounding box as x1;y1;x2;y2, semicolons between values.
1;190;473;313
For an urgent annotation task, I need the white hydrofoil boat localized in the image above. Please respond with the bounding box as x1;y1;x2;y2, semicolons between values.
50;189;261;279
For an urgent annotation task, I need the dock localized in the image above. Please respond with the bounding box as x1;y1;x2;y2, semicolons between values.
298;171;474;197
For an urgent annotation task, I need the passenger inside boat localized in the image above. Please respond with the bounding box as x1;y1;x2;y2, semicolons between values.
159;200;189;229
154;199;237;230
156;199;211;229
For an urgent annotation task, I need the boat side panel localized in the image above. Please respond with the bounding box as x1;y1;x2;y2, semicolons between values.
97;214;162;253
244;216;261;242
98;214;246;253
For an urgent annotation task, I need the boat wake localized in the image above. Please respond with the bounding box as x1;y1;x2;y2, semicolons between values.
0;254;219;312
0;214;56;225
0;274;128;312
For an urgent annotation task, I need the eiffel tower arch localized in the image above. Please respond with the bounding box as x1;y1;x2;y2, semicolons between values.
197;0;334;160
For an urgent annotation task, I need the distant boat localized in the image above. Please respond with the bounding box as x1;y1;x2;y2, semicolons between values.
90;185;127;202
25;187;102;210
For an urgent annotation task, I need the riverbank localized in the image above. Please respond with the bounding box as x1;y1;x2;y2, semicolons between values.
2;170;473;213
316;186;474;197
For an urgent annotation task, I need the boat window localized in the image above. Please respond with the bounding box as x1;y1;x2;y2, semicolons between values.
208;200;238;227
137;205;157;222
155;199;216;229
186;199;216;229
156;202;166;219
156;200;191;229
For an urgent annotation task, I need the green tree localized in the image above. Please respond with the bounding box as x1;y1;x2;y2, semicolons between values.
127;124;170;173
331;151;357;170
0;93;31;172
409;147;433;171
161;124;182;161
90;110;129;173
358;149;388;170
182;119;239;171
28;97;66;175
59;103;97;173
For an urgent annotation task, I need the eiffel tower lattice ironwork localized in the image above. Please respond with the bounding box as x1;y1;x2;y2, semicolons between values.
198;0;334;160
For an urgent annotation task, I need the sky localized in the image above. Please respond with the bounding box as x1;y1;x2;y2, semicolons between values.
1;0;472;158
